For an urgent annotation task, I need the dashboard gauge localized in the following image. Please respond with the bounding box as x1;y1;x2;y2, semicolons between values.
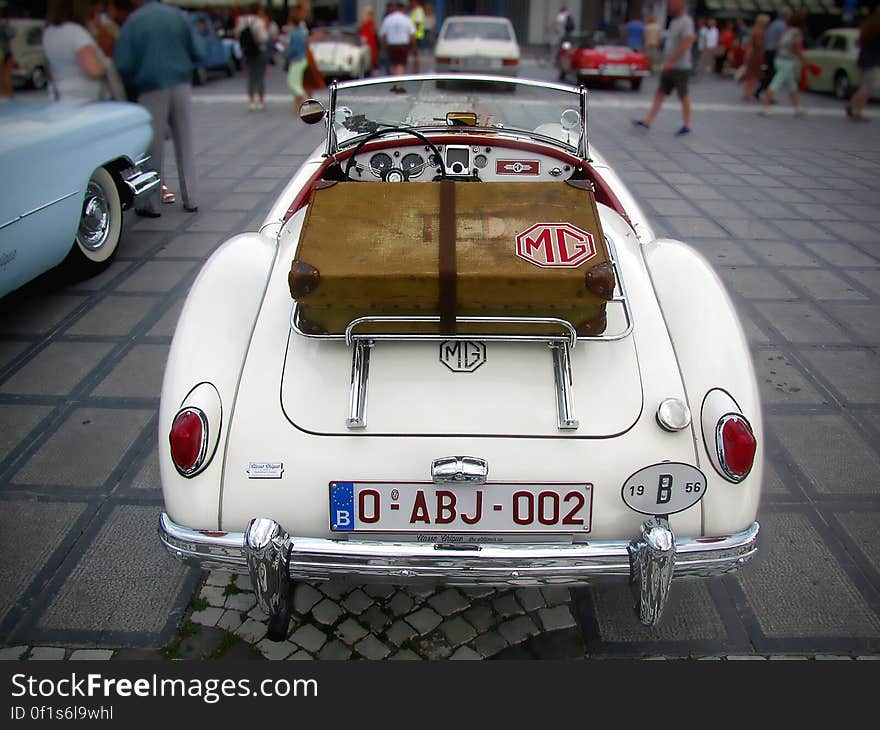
384;169;405;183
369;153;393;175
401;153;425;177
474;154;488;169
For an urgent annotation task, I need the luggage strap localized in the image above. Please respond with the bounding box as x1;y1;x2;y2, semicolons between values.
438;179;456;335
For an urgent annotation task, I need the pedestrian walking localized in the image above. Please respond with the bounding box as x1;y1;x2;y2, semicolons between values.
846;9;880;122
759;12;807;117
423;2;435;49
632;0;695;136
43;0;112;103
700;18;718;76
114;0;205;217
644;14;661;73
0;11;12;100
379;2;415;92
284;2;309;112
741;14;769;101
693;17;706;72
234;4;270;111
626;15;644;52
755;8;789;99
717;20;734;74
359;5;378;73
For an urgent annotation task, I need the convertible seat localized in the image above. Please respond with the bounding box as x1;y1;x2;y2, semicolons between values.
289;180;615;336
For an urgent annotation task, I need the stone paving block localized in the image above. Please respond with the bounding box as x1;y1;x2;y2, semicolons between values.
37;505;191;637
645;198;701;217
765;187;816;204
846;270;880;297
833;512;880;574
92;344;169;399
355;635;391;660
28;647;66;660
360;605;391;633
460;586;497;600
498;616;540;646
790;204;849;222
674;184;724;201
69;649;114;660
783;270;868;301
538;605;577;632
256;638;296;660
1;342;114;396
773;219;836;241
515;588;546;613
129;448;160;491
463;605;495;633
289;624;327;653
0;500;87;626
335;618;369;646
319;580;351;600
591;581;728;643
744;240;822;267
115;261;198;293
200;585;226;608
769;414;880;495
191;607;224;627
155;233;224;259
541;587;571;606
387;592;414;617
145;298;185;338
186;211;249;234
235;619;266;644
803;242;879;267
385;620;418;647
753;350;827;405
232;574;251;591
825;221;878;242
248;605;266;621
405;607;443;635
318;640;352;660
311;599;344;626
0;339;30;372
741;200;797;219
736;512;880;638
225;593;257;612
67;296;157;337
720;218;786;240
0;404;53;464
363;585;396;600
287;651;314;660
342;588;373;615
450;646;482;660
0;646;29;661
631;183;681;199
389;650;422;660
493;593;525;618
685;238;757;266
216;610;244;633
752;301;851;344
0;295;87;335
668;217;728;239
414;633;454;660
212;193;265;211
718;268;796;300
293;584;322;615
235;178;283;194
428;589;469;617
801;350;880;404
14;408;152;487
768;655;809;660
826;304;880;344
439;616;478;648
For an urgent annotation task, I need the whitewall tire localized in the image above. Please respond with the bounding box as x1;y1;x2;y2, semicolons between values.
70;167;123;270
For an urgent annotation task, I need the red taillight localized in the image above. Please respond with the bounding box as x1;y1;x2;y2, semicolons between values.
502;58;519;66
716;414;756;482
170;408;207;476
435;56;451;64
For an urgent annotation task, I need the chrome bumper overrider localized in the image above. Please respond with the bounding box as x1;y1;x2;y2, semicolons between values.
121;157;160;203
159;513;759;629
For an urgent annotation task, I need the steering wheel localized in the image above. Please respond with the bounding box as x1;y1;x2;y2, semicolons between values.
342;127;447;181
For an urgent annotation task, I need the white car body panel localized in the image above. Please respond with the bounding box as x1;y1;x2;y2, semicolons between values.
310;40;370;79
434;16;520;75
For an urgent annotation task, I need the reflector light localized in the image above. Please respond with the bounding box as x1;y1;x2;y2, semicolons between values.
502;58;519;66
170;408;207;477
716;414;756;482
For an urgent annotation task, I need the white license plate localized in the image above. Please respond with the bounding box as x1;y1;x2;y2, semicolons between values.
329;482;592;533
462;57;500;68
603;65;630;75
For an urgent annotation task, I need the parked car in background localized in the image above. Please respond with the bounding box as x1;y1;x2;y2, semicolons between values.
0;100;158;298
309;26;371;80
434;15;520;76
158;75;762;641
803;28;863;100
189;11;236;85
8;18;48;90
558;32;651;90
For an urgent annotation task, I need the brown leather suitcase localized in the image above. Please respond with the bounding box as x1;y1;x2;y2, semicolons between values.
289;180;615;336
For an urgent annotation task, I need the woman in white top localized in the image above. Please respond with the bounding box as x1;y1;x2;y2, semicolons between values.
43;0;108;103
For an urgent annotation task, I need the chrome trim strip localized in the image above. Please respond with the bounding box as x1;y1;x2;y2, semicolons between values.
550;342;579;430
333;72;581;95
0;191;79;232
347;339;372;429
159;513;759;587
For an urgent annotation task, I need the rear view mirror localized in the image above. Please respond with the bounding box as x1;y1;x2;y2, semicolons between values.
446;112;477;127
299;99;326;125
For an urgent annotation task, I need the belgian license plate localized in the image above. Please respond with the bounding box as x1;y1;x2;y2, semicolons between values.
329;482;592;533
604;64;630;75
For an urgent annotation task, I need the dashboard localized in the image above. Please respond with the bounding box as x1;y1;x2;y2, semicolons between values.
344;142;578;183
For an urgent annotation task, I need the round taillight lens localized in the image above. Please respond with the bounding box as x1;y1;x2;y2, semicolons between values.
716;414;756;482
170;408;207;476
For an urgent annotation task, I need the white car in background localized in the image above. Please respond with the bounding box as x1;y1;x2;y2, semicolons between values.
309;26;371;81
434;15;520;77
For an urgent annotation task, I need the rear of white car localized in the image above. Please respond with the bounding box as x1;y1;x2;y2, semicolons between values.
434;16;520;76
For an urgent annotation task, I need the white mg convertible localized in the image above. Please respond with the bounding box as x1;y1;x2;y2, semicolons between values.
158;75;762;640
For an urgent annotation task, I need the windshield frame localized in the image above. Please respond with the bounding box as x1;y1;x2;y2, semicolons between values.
325;74;589;161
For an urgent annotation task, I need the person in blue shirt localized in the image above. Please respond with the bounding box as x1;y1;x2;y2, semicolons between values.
115;0;206;217
626;16;645;51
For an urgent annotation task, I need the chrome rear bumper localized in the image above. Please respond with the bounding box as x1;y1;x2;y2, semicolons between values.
159;513;758;630
119;157;159;206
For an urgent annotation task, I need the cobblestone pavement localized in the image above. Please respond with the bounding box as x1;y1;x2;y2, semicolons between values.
1;63;878;659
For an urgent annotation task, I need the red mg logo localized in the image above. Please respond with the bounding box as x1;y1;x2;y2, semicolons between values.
515;222;597;269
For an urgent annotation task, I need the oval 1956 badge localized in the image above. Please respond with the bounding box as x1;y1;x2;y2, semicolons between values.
621;462;707;516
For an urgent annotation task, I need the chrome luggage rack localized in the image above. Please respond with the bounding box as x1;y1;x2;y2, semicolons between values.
289;236;634;431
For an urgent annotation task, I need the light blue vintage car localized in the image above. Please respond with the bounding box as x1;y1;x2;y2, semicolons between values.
0;100;159;299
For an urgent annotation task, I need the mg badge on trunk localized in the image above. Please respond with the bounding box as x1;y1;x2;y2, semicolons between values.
440;340;486;372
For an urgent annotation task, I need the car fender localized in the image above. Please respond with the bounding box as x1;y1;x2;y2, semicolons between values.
643;238;762;535
159;231;278;529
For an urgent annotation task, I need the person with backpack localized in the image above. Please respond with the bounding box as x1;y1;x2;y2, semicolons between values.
234;3;270;111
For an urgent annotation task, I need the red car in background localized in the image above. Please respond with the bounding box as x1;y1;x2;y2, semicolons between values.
558;32;651;90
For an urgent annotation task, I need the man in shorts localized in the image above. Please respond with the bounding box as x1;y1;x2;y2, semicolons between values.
380;2;415;92
632;0;695;136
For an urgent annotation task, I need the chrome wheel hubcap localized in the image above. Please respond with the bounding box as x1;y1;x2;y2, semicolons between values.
77;181;111;250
